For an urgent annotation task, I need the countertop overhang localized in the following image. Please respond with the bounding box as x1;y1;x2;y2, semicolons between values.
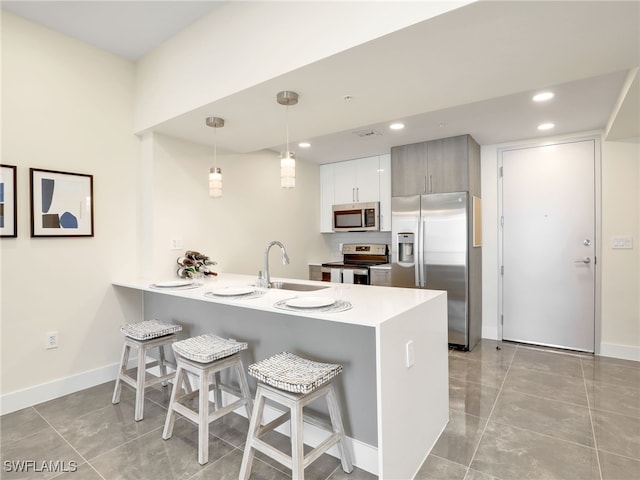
113;273;444;328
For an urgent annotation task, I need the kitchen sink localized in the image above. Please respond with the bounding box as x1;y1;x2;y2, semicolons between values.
269;281;328;291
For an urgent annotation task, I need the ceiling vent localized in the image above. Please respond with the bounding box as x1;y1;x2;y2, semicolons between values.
352;129;382;138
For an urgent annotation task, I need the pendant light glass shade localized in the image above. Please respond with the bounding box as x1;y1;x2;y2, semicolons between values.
277;91;298;189
206;116;224;198
280;151;295;188
209;167;222;197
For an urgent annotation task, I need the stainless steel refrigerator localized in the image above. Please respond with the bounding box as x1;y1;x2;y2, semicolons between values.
391;192;477;349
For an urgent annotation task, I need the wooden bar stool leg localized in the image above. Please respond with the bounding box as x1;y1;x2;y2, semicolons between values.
163;366;185;440
198;368;210;465
112;343;130;404
235;361;253;418
291;402;305;480
134;344;147;421
327;384;353;473
158;345;169;387
212;371;222;411
239;386;267;480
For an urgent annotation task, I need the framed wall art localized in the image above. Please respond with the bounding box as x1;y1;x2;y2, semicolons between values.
30;168;94;237
0;164;17;237
473;195;482;247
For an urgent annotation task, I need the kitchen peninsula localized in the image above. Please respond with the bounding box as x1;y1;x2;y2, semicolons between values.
113;274;448;479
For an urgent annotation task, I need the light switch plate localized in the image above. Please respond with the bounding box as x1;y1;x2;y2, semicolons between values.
611;236;633;249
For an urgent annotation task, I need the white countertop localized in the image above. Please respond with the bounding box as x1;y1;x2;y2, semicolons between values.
113;273;444;328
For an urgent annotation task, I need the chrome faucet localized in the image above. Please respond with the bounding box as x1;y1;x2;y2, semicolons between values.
263;240;290;287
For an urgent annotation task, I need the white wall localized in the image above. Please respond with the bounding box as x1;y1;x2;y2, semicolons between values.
133;1;474;131
0;13;142;409
146;133;332;282
481;133;640;360
600;139;640;359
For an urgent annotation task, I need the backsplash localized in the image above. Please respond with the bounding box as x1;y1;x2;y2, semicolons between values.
328;231;392;260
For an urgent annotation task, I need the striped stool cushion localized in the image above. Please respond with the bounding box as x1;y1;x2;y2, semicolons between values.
173;334;247;363
248;352;343;394
120;319;182;341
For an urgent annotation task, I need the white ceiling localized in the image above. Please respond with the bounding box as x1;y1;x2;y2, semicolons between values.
2;1;639;164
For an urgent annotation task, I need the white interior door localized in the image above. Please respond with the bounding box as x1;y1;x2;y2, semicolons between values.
501;140;596;352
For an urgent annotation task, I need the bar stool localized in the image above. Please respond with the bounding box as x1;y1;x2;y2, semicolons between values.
239;352;353;480
112;319;182;421
162;333;253;465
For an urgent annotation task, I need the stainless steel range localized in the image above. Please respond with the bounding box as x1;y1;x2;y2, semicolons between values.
321;243;389;285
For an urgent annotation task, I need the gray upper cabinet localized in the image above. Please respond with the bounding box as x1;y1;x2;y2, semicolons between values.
391;134;480;196
390;142;427;196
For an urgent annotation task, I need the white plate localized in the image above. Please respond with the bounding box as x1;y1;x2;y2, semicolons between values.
286;297;336;309
152;280;193;288
211;286;254;297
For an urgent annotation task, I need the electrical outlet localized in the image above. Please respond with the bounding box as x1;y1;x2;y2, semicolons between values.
170;238;183;250
45;331;58;350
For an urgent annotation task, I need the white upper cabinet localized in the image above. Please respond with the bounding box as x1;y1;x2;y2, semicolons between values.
320;154;391;232
333;156;380;204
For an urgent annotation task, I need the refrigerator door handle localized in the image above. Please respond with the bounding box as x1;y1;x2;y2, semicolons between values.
419;215;426;287
416;216;424;287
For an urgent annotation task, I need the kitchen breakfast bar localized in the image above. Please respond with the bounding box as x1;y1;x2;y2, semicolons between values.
113;274;448;479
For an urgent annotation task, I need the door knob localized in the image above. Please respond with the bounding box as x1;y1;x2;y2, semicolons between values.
574;257;591;264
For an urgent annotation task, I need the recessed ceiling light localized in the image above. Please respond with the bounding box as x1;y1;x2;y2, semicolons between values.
537;122;555;131
533;92;554;102
298;142;311;148
389;123;405;130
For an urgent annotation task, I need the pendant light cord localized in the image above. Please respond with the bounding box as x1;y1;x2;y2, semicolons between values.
285;104;290;153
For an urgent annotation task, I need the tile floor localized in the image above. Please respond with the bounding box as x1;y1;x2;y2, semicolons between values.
1;340;638;479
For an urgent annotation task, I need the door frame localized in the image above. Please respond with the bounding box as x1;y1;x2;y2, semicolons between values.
497;134;602;353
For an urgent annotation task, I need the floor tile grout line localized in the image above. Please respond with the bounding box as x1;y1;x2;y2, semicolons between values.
581;357;603;480
495;383;592;410
183;446;241;480
595;447;640;463
31;405;107;480
583;376;640;392
588;405;640;421
84;423;165;464
324;462;341;480
429;452;469;469
461;342;518;480
0;407;52;449
486;417;600;451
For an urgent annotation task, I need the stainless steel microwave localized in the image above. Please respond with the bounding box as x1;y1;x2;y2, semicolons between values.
332;202;380;232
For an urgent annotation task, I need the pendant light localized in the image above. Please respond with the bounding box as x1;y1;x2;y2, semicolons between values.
277;91;298;188
206;116;224;198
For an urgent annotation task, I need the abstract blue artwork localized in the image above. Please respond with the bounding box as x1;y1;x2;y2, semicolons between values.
30;168;93;237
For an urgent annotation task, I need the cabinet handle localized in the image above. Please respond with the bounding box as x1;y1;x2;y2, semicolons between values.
352;187;356;202
424;176;427;193
356;187;359;201
428;175;433;193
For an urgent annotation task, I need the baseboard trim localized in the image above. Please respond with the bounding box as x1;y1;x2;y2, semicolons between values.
599;342;640;362
0;362;120;416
